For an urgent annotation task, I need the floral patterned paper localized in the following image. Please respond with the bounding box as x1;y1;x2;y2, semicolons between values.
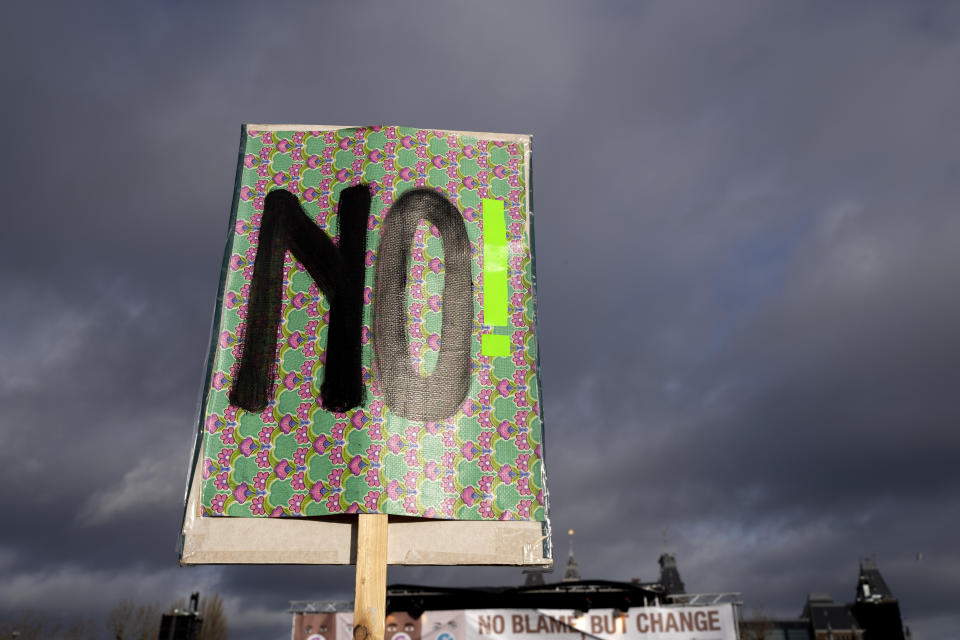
199;126;545;521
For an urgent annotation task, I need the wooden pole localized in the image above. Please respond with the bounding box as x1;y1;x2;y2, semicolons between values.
353;513;388;640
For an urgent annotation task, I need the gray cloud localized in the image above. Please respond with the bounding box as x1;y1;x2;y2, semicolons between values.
2;1;959;639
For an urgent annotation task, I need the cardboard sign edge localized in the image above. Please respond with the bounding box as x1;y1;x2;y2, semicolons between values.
180;453;552;566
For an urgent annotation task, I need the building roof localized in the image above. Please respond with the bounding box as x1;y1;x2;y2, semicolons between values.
658;553;686;595
740;619;812;640
856;557;894;602
523;567;551;587
803;599;860;632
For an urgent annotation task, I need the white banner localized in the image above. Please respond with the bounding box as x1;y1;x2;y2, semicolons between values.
294;606;736;640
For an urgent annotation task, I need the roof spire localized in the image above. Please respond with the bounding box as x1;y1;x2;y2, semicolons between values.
562;529;581;582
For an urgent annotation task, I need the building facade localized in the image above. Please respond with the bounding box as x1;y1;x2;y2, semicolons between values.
292;552;907;640
740;557;907;640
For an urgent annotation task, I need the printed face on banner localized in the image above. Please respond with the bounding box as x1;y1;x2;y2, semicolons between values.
199;125;545;521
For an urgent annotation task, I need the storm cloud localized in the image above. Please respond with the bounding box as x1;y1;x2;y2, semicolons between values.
2;2;959;639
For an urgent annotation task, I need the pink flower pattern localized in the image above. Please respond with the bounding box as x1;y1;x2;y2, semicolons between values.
201;127;543;520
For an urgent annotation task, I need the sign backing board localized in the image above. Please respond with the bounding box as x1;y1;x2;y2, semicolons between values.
180;125;549;565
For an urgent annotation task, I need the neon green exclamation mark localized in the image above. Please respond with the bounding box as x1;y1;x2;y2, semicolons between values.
481;198;510;357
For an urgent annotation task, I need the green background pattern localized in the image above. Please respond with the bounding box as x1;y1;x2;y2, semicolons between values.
199;126;545;521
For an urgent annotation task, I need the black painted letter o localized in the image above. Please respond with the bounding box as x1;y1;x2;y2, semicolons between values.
373;189;473;421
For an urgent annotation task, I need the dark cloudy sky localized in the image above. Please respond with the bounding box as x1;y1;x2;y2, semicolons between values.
2;1;959;638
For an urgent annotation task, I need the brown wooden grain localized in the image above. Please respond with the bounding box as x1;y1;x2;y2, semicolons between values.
354;513;388;640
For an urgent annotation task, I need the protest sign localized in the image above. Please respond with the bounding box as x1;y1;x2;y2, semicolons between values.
180;125;549;567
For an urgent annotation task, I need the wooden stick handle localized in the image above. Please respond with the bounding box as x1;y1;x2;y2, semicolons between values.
354;513;388;640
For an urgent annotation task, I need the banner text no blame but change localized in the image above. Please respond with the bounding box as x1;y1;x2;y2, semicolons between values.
475;609;725;637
